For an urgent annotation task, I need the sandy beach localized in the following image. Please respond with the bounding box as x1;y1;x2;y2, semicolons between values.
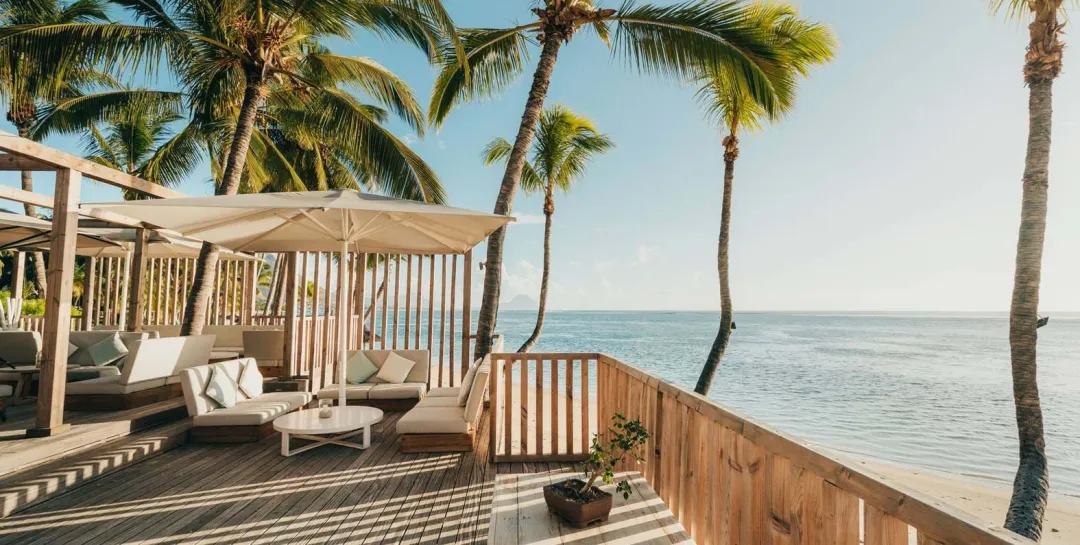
860;460;1080;544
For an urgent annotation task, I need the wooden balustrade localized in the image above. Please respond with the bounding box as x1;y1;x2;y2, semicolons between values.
489;352;1033;545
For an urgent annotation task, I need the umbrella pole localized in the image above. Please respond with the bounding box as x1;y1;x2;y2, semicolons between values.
338;240;348;408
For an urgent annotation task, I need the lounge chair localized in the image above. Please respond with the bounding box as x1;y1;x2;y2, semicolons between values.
396;357;490;453
316;350;430;411
179;357;312;443
65;335;216;410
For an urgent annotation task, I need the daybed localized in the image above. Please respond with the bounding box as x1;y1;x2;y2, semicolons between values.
179;357;312;442
145;324;281;353
316;350;430;412
396;357;489;453
65;335;216;410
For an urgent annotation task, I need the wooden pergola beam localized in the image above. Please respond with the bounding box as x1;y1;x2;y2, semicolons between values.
0;153;55;171
0;185;146;228
0;133;185;199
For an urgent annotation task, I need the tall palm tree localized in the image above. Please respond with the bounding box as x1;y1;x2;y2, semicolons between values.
0;0;110;298
0;0;460;335
991;0;1067;540
483;105;613;353
430;0;791;361
692;5;835;396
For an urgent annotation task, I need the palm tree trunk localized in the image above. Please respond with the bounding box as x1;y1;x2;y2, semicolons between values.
694;141;737;396
475;37;563;361
518;190;554;353
14;124;48;298
181;80;265;335
1004;15;1057;535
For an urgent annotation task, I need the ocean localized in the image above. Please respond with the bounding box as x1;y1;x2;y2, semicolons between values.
489;310;1080;496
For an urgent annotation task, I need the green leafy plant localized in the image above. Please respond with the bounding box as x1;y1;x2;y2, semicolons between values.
580;413;649;500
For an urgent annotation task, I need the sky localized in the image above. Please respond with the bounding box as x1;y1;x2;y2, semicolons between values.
3;1;1079;312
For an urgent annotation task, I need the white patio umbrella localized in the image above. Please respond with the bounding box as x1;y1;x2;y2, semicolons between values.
74;229;263;261
0;211;124;252
85;189;513;407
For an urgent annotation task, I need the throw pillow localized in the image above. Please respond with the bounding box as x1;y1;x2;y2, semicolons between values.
346;351;379;384
68;343;79;358
237;359;264;399
205;364;240;408
87;333;129;367
375;351;416;384
457;360;481;407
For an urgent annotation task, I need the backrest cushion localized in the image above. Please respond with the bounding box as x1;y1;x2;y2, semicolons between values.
237;358;263;399
204;325;281;348
359;350;429;384
464;357;491;425
179;358;245;416
87;333;128;366
346;351;378;384
0;331;41;365
204;363;240;408
457;358;482;407
70;332;148;366
118;335;216;385
242;330;285;361
142;325;181;338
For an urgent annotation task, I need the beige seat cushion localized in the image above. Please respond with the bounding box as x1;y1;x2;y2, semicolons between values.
317;383;375;400
396;406;469;435
192;391;311;426
367;383;426;400
427;387;460;398
416;396;460;408
66;375;168;395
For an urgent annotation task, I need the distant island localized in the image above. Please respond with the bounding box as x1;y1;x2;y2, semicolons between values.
501;294;539;310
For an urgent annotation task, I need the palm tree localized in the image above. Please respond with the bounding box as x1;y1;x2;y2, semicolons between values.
0;0;459;335
32;89;202;198
483;105;613;353
692;5;835;396
0;0;110;298
991;0;1067;540
430;0;792;361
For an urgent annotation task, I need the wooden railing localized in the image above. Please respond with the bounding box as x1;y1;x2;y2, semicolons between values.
490;352;1033;545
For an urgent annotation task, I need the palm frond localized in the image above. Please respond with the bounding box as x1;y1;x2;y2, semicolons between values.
429;25;538;129
31;89;183;140
301;53;424;135
137;122;203;187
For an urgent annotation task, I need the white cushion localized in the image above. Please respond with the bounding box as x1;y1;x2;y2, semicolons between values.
68;343;78;358
458;360;482;407
396;407;470;434
428;387;460;398
375;351;416;384
0;331;41;365
237;359;263;399
192;391;311;426
367;383;426;400
317;383;375;400
178;359;245;417
346;351;379;384
66;376;167;395
205;364;240;409
69;332;148;366
353;350;430;384
464;362;490;425
87;333;129;366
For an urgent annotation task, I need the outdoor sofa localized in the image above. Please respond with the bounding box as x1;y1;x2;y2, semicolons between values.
144;324;282;354
0;330;158;383
179;357;312;443
316;350;430;412
65;335;216;410
395;357;490;453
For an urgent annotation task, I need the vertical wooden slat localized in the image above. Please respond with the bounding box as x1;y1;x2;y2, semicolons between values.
370;254;379;350
83;257;96;330
917;533;946;545
127;229;148;332
550;358;559;454
322;251;333;377
461;250;472;367
404;255;412;349
564;358;574;455
535;356;544;455
864;504;908;545
301;252;311;374
283;252;298;377
357;253;367;351
520;357;529;455
392;254;400;349
488;354;497;462
438;255;447;386
449;254;457;385
426;255;435;360
503;356;512;456
380;255;389;349
415;255;423;350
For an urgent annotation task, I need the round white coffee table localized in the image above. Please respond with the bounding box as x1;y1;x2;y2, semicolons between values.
273;406;383;457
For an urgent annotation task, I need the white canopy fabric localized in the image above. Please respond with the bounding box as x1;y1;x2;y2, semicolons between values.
0;211;123;252
84;189;512;407
74;229;262;261
82;189;513;255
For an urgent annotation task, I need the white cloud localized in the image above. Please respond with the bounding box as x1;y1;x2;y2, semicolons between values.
438;140;446;150
637;245;657;264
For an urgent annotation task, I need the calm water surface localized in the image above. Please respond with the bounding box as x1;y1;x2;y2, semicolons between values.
489;311;1080;495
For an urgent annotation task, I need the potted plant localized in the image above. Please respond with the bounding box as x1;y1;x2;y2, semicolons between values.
543;413;649;528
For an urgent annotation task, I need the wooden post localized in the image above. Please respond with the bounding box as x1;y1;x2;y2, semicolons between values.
30;168;80;437
283;252;298;377
12;251;25;299
126;229;148;332
82;257;96;330
461;250;473;368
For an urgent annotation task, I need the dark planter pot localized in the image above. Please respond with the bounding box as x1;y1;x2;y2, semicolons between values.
543;479;613;528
